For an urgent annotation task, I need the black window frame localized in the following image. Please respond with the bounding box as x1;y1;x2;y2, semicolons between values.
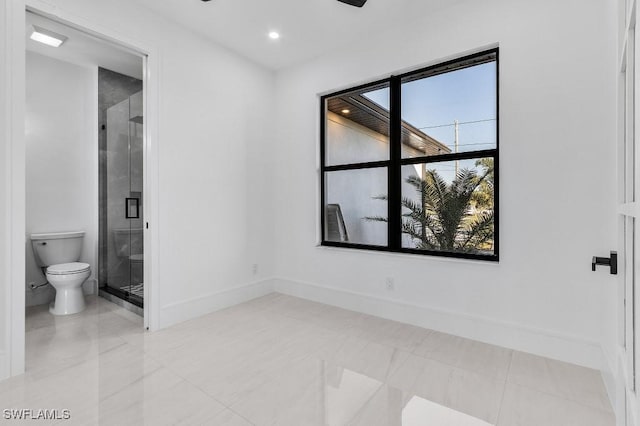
320;48;499;262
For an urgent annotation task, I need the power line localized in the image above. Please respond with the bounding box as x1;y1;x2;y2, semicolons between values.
453;142;494;147
417;118;496;130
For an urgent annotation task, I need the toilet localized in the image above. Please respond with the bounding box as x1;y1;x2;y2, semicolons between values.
31;231;91;315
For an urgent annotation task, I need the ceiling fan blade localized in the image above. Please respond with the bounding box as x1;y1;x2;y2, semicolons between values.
337;0;368;7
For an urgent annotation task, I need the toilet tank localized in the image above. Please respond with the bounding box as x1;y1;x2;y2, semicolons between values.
31;231;85;267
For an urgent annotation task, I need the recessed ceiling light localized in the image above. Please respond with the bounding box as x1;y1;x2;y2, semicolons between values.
342;109;350;114
268;31;280;40
30;25;68;47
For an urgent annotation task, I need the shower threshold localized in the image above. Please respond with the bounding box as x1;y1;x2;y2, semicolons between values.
100;284;143;309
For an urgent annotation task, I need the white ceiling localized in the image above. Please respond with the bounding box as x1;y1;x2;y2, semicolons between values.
133;0;459;70
26;11;143;79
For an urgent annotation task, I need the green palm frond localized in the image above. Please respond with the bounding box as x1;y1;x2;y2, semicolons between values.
364;215;388;223
364;158;494;254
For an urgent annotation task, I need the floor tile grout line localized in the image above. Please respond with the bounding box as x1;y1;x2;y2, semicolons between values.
406;348;510;383
494;350;514;425
138;354;255;424
505;354;613;414
141;341;266;425
503;379;615;415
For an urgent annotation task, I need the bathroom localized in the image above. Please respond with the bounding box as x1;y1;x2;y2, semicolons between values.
25;11;146;319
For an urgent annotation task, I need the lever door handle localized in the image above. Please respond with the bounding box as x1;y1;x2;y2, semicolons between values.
592;251;617;275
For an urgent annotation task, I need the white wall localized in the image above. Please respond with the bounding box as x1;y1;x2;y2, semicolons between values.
273;0;618;370
25;51;97;306
154;5;276;325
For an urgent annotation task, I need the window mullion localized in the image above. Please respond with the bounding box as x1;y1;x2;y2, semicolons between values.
389;76;402;250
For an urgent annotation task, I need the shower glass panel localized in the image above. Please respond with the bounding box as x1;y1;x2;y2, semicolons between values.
101;91;143;307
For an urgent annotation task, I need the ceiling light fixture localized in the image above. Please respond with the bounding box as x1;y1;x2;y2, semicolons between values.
268;31;280;40
341;109;350;114
30;25;68;47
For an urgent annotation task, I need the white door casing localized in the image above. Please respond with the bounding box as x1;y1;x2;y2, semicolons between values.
619;0;640;424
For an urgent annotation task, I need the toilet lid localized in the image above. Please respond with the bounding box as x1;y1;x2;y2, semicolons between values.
47;262;90;275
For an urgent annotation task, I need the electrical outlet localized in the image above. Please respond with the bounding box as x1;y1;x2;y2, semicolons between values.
252;264;259;275
385;277;395;291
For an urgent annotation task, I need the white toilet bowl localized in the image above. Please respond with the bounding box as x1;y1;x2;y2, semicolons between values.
46;262;90;315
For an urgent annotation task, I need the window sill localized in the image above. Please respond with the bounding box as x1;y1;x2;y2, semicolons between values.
315;243;500;266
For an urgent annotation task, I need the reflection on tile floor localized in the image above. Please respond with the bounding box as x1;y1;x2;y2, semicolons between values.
0;294;614;425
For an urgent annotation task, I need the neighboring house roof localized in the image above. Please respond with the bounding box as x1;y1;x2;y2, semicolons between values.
327;94;451;156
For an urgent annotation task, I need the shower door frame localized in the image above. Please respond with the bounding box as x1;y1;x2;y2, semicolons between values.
3;0;161;378
102;90;146;309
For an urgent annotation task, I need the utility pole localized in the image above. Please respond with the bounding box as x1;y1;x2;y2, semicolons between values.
454;119;459;175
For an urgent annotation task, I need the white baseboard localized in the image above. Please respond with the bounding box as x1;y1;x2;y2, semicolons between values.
274;277;604;370
159;278;276;329
600;346;618;421
0;350;9;382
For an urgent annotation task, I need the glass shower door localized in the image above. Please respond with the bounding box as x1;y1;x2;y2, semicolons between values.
103;91;144;307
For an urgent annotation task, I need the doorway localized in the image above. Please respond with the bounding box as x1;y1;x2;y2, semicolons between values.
25;10;147;317
2;1;159;379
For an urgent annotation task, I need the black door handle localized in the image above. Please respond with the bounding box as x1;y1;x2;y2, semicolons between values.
592;251;617;275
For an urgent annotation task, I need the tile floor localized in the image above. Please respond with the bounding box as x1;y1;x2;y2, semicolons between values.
0;293;614;425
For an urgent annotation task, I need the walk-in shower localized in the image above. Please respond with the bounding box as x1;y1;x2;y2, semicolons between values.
98;68;144;309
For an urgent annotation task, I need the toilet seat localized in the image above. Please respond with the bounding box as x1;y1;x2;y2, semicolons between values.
47;262;91;275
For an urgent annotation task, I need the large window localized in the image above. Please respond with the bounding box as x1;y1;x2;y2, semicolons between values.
321;49;498;261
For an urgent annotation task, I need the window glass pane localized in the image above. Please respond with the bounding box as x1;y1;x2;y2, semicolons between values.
400;158;494;255
401;61;497;158
325;84;390;166
324;168;387;246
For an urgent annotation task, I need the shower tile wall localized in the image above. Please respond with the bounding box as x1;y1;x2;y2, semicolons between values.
98;68;142;289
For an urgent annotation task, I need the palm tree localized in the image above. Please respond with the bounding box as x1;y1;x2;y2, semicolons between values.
366;160;494;253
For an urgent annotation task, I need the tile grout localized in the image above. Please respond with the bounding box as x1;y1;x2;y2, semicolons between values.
494;350;514;425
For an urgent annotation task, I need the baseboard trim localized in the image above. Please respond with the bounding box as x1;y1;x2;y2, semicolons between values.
159;278;276;329
274;277;603;369
600;346;618;420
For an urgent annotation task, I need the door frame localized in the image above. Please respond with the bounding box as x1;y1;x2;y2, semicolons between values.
619;0;640;424
3;0;161;378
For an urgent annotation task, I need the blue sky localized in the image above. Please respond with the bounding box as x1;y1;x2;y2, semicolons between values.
363;61;496;181
364;61;497;154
